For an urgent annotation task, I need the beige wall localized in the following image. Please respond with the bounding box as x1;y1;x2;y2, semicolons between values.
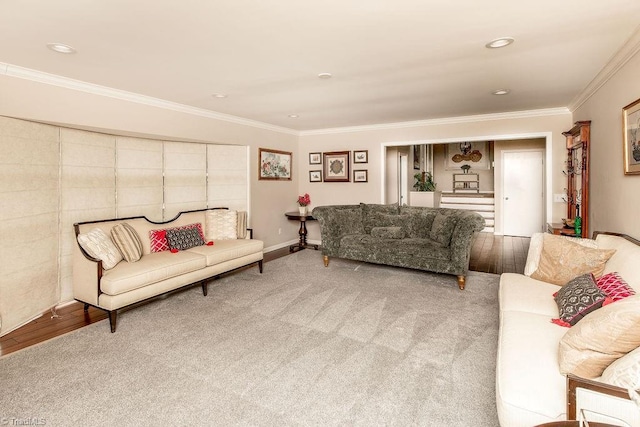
573;50;640;238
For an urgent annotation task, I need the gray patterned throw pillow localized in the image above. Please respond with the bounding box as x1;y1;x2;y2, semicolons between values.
166;227;205;251
553;273;609;327
429;212;457;246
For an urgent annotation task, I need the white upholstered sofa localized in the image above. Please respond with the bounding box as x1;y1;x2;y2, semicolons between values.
496;231;640;426
73;209;264;332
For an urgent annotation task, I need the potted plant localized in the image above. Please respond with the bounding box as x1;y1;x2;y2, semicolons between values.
409;171;441;207
412;171;437;192
297;193;311;215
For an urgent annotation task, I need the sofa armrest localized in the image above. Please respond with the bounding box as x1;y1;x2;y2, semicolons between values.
73;224;102;306
449;211;485;269
567;374;639;425
312;205;364;255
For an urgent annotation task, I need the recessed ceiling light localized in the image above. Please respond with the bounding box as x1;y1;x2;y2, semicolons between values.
492;89;511;95
46;43;76;54
317;73;332;79
485;37;515;49
288;114;299;118
211;93;227;98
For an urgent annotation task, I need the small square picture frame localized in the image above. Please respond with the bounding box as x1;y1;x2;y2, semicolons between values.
353;150;368;164
309;152;322;165
309;170;322;182
353;170;368;183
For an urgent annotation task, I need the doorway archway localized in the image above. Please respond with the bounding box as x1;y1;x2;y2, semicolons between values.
381;133;551;236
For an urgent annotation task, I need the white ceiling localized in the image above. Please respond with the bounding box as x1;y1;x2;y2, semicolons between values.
1;0;640;131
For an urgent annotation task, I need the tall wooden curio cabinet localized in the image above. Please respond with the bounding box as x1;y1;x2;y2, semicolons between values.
562;121;590;238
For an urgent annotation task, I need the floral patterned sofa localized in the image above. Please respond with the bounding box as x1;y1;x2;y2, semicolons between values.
312;203;485;289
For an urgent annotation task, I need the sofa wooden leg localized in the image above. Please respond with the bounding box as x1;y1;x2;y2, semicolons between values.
109;310;117;333
201;281;208;296
258;260;263;273
457;275;466;290
323;255;329;267
83;303;89;311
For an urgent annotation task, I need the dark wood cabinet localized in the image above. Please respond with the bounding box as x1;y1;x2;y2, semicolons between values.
562;121;590;238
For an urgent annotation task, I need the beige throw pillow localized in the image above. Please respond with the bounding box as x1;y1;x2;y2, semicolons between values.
77;228;123;270
524;233;598;277
601;345;640;390
205;209;238;240
530;234;615;285
559;295;640;378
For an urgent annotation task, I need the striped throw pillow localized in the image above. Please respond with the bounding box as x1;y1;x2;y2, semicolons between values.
111;223;143;262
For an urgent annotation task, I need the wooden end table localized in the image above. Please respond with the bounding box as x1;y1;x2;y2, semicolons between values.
284;212;319;253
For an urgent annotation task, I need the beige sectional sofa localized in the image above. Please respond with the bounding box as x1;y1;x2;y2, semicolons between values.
497;231;640;426
73;209;264;332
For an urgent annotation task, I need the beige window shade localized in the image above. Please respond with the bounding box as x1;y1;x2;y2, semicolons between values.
116;137;163;221
163;142;207;221
0;117;61;335
207;145;249;212
60;128;117;303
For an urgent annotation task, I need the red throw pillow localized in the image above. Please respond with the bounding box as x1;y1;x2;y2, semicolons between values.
149;229;168;253
596;272;636;305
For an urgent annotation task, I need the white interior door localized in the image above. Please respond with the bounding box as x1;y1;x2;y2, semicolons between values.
502;150;544;236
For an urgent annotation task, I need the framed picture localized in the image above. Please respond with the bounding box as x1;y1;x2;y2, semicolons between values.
353;170;368;183
353;150;368;164
445;141;490;170
323;151;350;182
309;152;322;165
413;145;420;170
258;148;292;180
309;170;322;182
623;97;640;175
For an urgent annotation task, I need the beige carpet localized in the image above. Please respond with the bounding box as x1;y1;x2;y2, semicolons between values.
0;250;500;426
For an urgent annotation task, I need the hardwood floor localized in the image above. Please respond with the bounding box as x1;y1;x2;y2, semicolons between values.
470;232;531;275
0;233;529;357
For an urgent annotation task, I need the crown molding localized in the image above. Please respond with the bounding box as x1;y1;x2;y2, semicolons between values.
569;25;640;112
0;62;299;136
299;107;570;136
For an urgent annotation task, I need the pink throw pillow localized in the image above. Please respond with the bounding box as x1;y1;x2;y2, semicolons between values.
597;272;636;305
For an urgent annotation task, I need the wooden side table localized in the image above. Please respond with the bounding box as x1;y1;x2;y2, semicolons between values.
284;212;319;252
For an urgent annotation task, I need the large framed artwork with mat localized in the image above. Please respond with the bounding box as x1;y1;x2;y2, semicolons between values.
323;151;350;182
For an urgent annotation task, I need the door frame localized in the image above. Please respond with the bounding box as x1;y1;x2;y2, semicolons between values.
500;148;545;236
398;153;409;206
381;132;553;228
